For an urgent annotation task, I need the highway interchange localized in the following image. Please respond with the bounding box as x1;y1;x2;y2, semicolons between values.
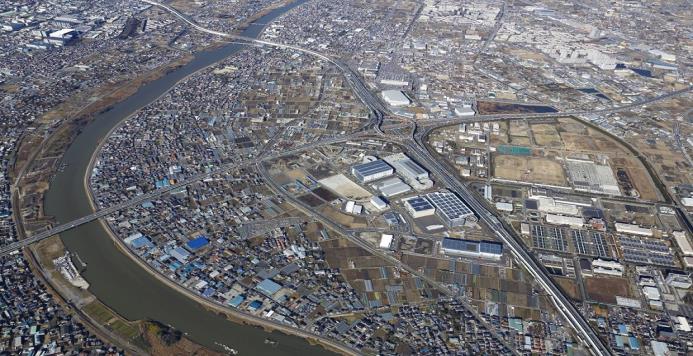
7;1;693;354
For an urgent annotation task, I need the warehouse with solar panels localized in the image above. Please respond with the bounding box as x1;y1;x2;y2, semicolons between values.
426;190;474;227
351;159;394;183
404;196;435;218
441;238;503;260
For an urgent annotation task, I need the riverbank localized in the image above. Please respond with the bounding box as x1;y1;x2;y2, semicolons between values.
79;19;355;354
31;0;349;354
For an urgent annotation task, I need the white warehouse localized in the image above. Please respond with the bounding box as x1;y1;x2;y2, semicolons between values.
351;159;393;183
381;90;411;106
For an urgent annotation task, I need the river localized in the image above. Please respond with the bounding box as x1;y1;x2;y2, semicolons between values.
43;1;334;354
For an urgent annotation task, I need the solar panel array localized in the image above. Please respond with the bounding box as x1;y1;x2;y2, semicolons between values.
406;196;434;212
426;191;474;220
619;236;675;266
571;230;611;257
531;224;611;257
531;224;567;252
352;159;393;182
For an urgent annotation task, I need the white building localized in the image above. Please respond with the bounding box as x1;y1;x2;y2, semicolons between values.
665;273;692;289
592;259;624;276
530;195;579;216
370;196;388;210
404;196;435;218
371;177;411;197
545;214;584;228
495;202;513;212
379;234;394;249
383;153;433;190
381;90;411;106
673;231;693;256
615;223;653;237
566;158;621;196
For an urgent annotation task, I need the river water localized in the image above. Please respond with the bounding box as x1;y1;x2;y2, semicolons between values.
43;1;333;354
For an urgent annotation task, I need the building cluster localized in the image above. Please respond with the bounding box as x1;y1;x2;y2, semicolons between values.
0;0;690;354
0;253;120;354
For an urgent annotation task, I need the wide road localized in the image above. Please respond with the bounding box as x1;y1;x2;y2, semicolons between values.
0;135;358;257
256;161;520;354
8;1;690;354
398;136;612;356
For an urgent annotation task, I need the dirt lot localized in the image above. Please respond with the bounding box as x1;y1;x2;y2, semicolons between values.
584;276;633;304
493;155;567;186
554;277;582;301
611;157;660;201
531;124;563;148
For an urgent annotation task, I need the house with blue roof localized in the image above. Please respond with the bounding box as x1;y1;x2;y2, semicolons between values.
248;300;263;311
170;247;191;263
256;279;282;296
228;295;245;308
186;236;210;252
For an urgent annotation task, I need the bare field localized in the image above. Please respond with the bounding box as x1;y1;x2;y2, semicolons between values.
560;133;599;151
493;155;567;186
508;136;531;145
554;277;582;301
611;157;660;201
584;276;633;304
318;174;371;201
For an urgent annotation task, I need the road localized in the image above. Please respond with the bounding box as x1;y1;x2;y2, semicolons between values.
7;1;691;354
397;137;611;356
0;134;359;257
256;161;520;354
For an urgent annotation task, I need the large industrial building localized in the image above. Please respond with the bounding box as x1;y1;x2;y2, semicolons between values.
615;222;653;237
545;214;584;228
426;190;474;227
381;90;411;106
371;177;411;197
565;158;621;196
441;238;503;260
384;153;433;190
351;159;393;183
404;196;436;218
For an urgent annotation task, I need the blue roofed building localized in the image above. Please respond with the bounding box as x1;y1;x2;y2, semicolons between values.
351;159;393;183
628;336;640;350
170;247;191;263
256;278;282;296
228;295;245;308
441;238;503;260
248;300;263;311
186;236;210;252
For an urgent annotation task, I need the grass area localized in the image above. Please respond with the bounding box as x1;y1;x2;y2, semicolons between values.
83;301;142;343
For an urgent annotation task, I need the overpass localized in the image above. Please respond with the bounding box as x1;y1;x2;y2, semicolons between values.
1;134;358;257
398;137;611;356
8;1;690;354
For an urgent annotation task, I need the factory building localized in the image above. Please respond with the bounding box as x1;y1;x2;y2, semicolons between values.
381;90;411;106
371;177;411;197
351;159;393;183
566;158;621;196
529;195;579;216
591;259;624;276
383;153;433;190
379;234;394;249
441;238;503;260
545;214;584;228
426;190;474;227
404;196;435;218
370;196;388;210
673;231;693;256
615;222;653;237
